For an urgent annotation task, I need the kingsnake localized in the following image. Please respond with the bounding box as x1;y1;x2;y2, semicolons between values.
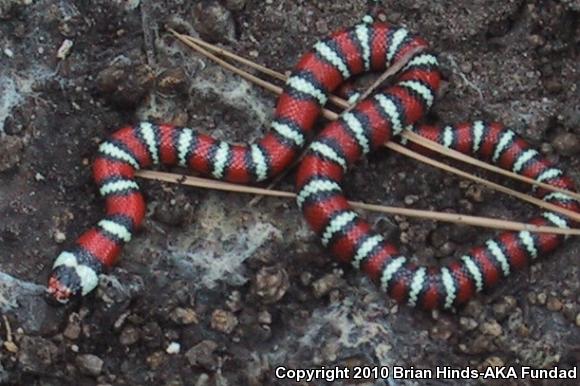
47;19;578;310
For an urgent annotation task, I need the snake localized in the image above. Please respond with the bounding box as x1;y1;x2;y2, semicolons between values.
296;118;579;310
47;19;441;303
47;19;578;311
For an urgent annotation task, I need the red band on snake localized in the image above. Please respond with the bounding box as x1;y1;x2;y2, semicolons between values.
296;121;579;310
47;20;441;303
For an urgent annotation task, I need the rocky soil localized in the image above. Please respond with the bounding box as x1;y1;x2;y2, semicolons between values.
0;0;579;385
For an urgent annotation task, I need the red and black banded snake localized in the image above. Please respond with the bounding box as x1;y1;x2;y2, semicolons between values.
47;18;578;310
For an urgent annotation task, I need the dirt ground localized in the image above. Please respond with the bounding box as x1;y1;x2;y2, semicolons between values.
0;0;579;385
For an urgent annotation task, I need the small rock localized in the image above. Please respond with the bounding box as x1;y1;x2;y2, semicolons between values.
146;351;167;370
153;195;194;226
224;0;246;11
537;292;547;305
119;325;140;346
576;313;580;327
429;227;450;248
97;271;145;304
465;184;485;202
546;296;563;311
76;354;104;377
300;272;313;286
480;320;503;337
211;309;238;334
404;195;419;205
166;342;181;354
252;266;289;304
0;135;24;172
53;230;66;243
437;241;456;257
492;296;517;320
483;356;504;367
226;290;243;312
460;62;473;74
63;313;82;340
257;310;272;325
96;57;154;108
56;39;73;59
156;67;188;96
430;323;453;340
459;317;479;331
460;334;493;355
192;1;236;43
142;321;163;349
551;132;580;156
312;272;344;298
17;336;58;373
185;340;218;370
528;34;545;46
169;307;198;325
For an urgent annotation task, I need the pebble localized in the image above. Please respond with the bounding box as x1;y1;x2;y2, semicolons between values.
561;105;580;133
63;313;82;340
576;313;580;327
429;323;454;340
546;296;563;311
53;230;66;244
56;39;73;59
142;322;163;349
210;309;238;334
226;290;243;312
252;266;289;304
152;196;194;226
551;132;580;156
312;272;344;298
465;184;485;202
192;1;236;43
166;342;181;354
156;67;188;96
537;292;547;305
119;325;140;346
459;317;479;331
96;58;154;108
0;135;24;172
169;307;198;325
404;195;419;205
17;336;58;373
480;320;503;337
146;351;166;370
185;340;218;370
76;354;104;377
482;356;504;367
492;296;517;320
224;0;246;11
257;310;272;325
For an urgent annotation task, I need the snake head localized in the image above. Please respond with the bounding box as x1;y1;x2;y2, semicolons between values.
46;251;100;304
46;273;76;304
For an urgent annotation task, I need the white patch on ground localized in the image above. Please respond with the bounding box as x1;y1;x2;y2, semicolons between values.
294;295;396;366
0;271;44;311
0;68;53;134
168;196;282;288
0;76;23;134
193;76;271;127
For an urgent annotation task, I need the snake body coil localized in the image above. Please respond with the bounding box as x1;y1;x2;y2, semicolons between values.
48;21;440;302
48;20;578;311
